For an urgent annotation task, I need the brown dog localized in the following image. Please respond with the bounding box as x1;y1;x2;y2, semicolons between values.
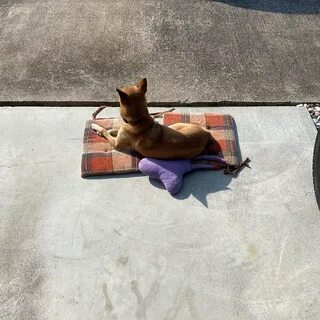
91;78;211;159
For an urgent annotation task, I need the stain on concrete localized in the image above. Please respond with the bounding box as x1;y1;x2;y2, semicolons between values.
113;228;122;236
185;287;201;318
117;256;129;266
247;243;259;259
162;285;201;319
102;283;114;313
131;279;161;320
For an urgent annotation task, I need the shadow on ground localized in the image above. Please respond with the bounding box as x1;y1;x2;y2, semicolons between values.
150;170;233;207
211;0;320;14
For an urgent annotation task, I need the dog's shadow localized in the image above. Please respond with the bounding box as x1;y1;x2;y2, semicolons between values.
149;170;233;207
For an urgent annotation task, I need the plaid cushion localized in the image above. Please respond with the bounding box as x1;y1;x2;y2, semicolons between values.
81;112;240;177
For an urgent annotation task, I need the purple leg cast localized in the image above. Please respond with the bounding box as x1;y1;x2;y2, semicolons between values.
138;155;227;195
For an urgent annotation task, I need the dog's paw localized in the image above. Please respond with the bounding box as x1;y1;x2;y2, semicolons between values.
91;123;104;136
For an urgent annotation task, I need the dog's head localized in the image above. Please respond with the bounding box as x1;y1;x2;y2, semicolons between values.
116;78;149;124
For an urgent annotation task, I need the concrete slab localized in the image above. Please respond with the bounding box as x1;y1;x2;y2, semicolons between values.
0;1;320;103
0;106;319;320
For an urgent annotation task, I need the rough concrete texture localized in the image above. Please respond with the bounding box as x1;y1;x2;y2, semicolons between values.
0;1;320;102
0;106;319;320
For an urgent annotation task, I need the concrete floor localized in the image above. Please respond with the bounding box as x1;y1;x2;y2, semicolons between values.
0;106;319;320
0;1;320;102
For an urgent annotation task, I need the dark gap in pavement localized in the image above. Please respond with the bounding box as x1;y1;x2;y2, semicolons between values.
212;0;320;14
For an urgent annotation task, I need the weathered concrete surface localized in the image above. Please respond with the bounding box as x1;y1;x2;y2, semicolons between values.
0;106;319;320
0;1;320;102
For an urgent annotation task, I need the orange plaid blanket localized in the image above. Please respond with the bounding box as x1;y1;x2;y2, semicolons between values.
81;112;241;177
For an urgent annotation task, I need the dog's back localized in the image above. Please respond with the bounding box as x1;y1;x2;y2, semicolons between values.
134;122;211;159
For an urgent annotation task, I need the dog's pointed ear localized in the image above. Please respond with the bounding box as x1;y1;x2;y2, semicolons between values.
137;78;147;94
116;88;128;101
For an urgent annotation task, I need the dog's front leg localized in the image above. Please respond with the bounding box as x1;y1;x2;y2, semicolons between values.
91;124;131;150
91;123;118;145
108;129;119;137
